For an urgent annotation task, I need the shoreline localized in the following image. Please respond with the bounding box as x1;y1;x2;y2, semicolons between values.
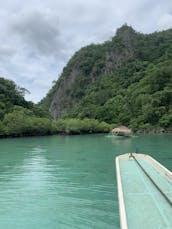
0;129;172;139
135;128;172;134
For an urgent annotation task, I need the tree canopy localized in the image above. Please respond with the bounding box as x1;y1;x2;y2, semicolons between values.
42;25;172;132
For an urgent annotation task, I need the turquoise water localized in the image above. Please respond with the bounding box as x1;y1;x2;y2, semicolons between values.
0;134;171;228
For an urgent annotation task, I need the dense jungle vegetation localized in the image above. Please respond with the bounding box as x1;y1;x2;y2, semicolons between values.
43;25;172;132
1;25;172;137
0;78;111;136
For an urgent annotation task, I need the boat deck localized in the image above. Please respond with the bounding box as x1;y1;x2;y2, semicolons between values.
116;154;172;229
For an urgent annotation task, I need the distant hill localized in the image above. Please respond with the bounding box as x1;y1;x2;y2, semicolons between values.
0;78;31;120
41;24;172;130
0;78;54;137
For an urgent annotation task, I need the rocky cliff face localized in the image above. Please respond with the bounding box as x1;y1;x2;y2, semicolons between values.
42;24;172;125
48;25;138;119
49;68;80;119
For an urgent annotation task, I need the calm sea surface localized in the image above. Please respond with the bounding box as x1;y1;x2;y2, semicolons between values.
0;134;171;229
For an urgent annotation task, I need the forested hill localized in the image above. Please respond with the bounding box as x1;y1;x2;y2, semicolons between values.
0;78;111;136
0;78;53;136
42;25;172;131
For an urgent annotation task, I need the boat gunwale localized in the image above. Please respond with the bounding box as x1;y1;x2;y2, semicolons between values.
116;156;128;229
117;153;172;182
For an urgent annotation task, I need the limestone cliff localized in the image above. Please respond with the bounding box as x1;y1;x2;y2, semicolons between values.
47;25;139;119
41;24;172;128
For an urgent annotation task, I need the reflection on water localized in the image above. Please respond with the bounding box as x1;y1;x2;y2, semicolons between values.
110;136;132;146
0;134;171;228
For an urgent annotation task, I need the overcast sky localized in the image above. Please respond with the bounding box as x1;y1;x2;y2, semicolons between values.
0;0;172;102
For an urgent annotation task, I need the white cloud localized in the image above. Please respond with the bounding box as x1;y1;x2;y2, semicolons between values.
0;0;171;102
157;14;172;30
